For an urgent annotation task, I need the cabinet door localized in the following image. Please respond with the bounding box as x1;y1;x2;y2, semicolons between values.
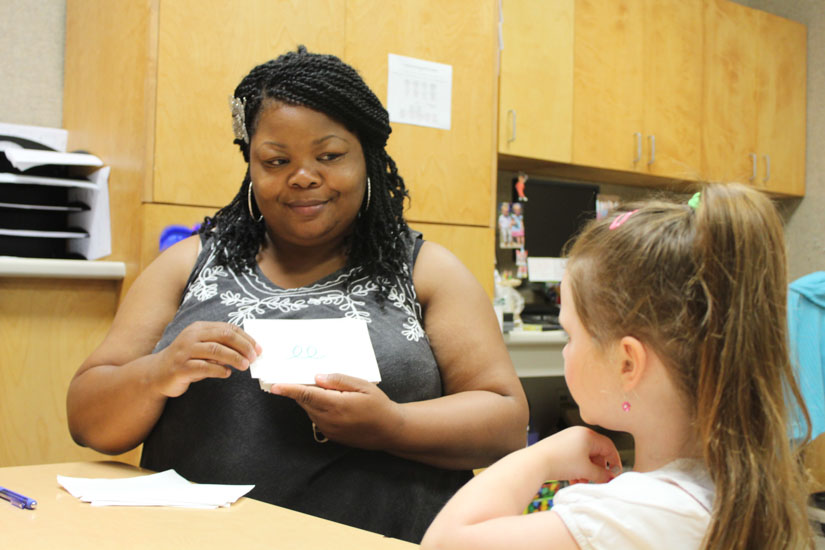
573;0;644;172
702;0;758;186
498;0;573;163
642;0;703;180
755;10;806;196
153;0;346;207
345;0;497;227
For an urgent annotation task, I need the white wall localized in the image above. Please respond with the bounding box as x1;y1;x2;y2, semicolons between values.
0;0;65;127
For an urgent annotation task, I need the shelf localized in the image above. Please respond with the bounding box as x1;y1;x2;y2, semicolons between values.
504;329;566;378
0;256;126;279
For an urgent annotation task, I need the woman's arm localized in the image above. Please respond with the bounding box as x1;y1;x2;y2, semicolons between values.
420;427;621;550
272;241;529;469
66;236;260;454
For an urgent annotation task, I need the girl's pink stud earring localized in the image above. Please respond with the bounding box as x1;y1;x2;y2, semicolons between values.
621;401;631;412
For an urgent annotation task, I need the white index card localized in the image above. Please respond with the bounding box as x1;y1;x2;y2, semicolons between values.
244;318;381;387
526;257;567;283
387;53;452;130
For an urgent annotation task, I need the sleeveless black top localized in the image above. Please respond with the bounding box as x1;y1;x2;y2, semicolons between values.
140;231;471;542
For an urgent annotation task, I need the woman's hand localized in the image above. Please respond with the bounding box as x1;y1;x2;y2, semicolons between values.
271;373;402;449
154;321;261;398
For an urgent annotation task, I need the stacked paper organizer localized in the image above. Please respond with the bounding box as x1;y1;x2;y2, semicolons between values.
0;122;111;260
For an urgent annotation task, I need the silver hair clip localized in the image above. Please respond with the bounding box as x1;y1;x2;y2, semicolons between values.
229;96;249;144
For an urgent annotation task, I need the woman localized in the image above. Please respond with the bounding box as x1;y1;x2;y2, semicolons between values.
67;47;528;543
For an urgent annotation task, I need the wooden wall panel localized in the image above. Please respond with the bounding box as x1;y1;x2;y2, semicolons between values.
410;222;494;298
140;203;219;271
0;278;139;467
63;0;158;292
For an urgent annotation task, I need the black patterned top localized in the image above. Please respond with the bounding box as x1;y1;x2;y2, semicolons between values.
140;230;471;543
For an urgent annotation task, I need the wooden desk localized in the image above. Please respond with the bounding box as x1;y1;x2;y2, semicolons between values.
0;461;417;549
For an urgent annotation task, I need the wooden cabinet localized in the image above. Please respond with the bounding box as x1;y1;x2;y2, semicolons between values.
498;0;806;197
65;0;498;294
573;0;703;180
347;0;498;229
498;0;574;164
153;0;347;208
703;0;806;196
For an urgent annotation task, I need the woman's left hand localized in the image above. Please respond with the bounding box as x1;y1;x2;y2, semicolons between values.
270;373;402;449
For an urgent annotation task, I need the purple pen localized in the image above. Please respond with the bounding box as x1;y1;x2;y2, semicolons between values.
0;486;37;510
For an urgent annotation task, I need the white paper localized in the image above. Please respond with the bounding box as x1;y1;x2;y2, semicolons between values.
57;469;254;509
387;53;452;130
244;318;381;387
526;257;567;283
4;148;103;171
0;122;67;152
0;202;84;212
0;172;99;189
67;166;112;260
0;228;87;238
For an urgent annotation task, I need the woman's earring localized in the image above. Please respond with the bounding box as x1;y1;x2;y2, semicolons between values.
247;183;263;222
364;177;371;211
621;401;631;412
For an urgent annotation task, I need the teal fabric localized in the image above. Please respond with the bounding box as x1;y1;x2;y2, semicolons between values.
788;271;825;441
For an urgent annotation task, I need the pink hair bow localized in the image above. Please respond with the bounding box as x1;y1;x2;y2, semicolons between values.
609;209;639;230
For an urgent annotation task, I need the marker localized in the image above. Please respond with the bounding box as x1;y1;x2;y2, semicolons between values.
0;486;37;510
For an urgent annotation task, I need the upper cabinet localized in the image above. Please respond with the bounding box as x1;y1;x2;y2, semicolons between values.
703;0;806;196
498;0;574;164
498;0;806;197
574;0;703;180
64;0;498;291
152;0;347;208
156;0;498;226
345;0;498;227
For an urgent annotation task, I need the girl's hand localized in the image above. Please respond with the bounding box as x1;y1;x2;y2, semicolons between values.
539;426;622;484
154;321;261;398
271;373;402;449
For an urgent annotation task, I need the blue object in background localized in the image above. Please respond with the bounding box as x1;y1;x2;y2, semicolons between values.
787;271;825;442
159;224;200;251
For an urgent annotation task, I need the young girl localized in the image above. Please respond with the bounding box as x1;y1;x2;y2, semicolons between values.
422;183;813;550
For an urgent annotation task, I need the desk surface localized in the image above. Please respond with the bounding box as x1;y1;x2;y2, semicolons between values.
0;461;417;549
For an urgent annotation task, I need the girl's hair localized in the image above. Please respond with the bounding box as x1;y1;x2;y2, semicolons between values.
564;183;812;549
199;46;410;297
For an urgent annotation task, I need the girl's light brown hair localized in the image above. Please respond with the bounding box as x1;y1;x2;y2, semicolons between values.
564;182;812;549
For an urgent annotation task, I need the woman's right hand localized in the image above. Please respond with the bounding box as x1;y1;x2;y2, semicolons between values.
153;321;261;398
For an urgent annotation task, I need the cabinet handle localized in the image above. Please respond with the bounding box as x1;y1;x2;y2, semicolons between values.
633;132;642;164
763;154;770;183
750;153;757;183
507;109;517;143
648;135;656;165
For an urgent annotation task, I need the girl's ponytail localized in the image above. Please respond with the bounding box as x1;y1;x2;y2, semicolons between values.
692;184;811;549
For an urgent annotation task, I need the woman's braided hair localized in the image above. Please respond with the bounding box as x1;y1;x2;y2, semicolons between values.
199;46;410;299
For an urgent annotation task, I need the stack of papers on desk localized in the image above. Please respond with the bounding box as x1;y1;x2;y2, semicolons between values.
57;469;254;509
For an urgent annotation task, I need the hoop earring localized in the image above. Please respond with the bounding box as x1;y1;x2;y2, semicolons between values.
364;177;371;211
247;183;263;222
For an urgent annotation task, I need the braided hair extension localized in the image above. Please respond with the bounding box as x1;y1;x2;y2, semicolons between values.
200;46;410;299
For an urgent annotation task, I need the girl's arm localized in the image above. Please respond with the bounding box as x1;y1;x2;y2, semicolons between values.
421;426;621;550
